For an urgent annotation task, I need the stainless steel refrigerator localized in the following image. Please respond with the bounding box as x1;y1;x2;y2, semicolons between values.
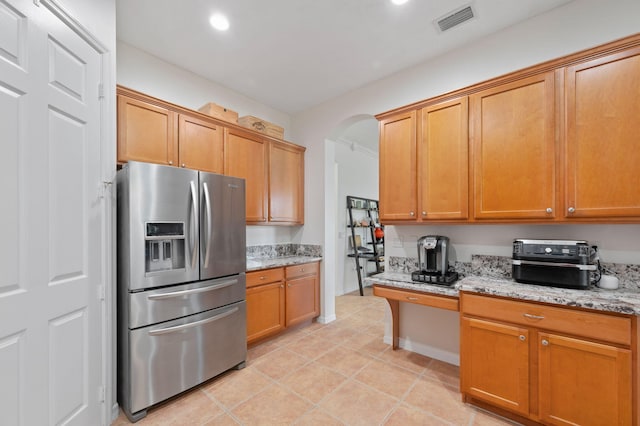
116;161;246;422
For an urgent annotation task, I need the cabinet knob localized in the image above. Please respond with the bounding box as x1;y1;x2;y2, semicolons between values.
300;268;305;272
168;160;173;165
546;208;553;213
519;335;526;341
280;284;284;288
409;211;415;216
287;283;291;287
541;339;549;346
422;211;427;216
568;207;576;213
181;163;186;168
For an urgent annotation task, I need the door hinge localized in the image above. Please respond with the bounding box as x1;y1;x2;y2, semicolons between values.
97;285;105;301
98;181;113;200
97;386;105;402
98;83;104;100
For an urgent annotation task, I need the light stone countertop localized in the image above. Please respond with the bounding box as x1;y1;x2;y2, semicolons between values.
246;256;322;272
365;272;640;315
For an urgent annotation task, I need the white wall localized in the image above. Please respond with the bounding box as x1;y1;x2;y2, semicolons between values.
334;140;379;295
117;41;291;136
291;0;640;363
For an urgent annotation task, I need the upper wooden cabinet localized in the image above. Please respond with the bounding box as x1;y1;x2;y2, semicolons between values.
470;72;557;220
379;111;417;221
117;94;178;166
224;127;268;223
178;114;224;173
269;141;305;224
379;99;469;223
116;86;306;226
377;34;640;224
564;46;640;219
419;97;469;220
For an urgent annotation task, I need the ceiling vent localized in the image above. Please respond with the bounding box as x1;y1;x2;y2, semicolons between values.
435;5;475;32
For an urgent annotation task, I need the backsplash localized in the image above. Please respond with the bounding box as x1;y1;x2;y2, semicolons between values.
388;254;640;289
247;243;322;259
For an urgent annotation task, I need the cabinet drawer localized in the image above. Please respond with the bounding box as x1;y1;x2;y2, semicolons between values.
285;262;319;280
374;285;459;311
461;293;631;346
246;268;284;288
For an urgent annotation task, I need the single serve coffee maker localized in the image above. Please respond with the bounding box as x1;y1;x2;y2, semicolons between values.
411;235;458;285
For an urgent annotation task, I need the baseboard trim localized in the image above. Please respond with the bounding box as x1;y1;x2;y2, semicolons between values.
383;335;460;366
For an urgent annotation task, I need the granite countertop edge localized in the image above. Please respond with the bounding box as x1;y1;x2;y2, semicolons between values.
246;256;323;272
365;272;640;316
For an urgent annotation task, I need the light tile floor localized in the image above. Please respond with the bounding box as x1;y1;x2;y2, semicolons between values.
113;287;518;426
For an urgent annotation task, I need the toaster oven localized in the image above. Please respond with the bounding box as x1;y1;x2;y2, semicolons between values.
512;239;597;289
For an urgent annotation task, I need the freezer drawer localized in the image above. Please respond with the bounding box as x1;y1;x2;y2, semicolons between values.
126;301;247;415
128;274;246;329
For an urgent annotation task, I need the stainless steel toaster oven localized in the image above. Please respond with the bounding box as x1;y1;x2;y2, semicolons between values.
512;239;597;289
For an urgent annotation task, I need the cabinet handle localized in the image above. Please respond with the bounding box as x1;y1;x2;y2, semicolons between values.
541;339;549;346
260;276;265;280
406;296;419;301
523;313;545;320
300;268;305;272
168;160;173;165
409;211;415;217
519;335;526;341
568;207;576;213
546;208;553;213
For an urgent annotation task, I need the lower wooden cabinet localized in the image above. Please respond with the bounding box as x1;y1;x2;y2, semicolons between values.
246;261;320;344
246;267;285;343
460;292;633;425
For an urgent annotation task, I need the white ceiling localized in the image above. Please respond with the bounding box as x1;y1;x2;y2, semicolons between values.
116;0;574;115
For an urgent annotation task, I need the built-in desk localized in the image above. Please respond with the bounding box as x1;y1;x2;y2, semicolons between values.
372;285;458;349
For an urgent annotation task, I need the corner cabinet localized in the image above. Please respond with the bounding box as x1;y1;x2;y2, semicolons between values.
470;72;557;220
460;292;633;425
246;262;320;344
564;46;640;219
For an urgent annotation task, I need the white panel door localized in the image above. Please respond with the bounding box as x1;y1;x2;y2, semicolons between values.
0;0;103;425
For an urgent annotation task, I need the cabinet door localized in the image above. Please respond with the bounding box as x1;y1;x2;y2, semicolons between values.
178;114;224;173
269;141;305;224
564;47;640;218
460;317;530;416
538;332;632;426
246;281;285;344
379;111;417;221
117;94;178;165
224;127;268;223
470;72;557;219
419;97;468;220
285;274;319;327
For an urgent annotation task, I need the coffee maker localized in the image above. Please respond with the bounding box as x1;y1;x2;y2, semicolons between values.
411;235;458;284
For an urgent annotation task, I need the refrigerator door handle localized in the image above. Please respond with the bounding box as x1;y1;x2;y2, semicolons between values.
202;181;213;269
147;307;239;336
189;180;198;269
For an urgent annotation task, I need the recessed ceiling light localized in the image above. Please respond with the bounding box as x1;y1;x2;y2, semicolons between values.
209;13;230;31
391;0;410;5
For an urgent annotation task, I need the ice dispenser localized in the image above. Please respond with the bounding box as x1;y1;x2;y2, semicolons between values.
144;222;186;273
